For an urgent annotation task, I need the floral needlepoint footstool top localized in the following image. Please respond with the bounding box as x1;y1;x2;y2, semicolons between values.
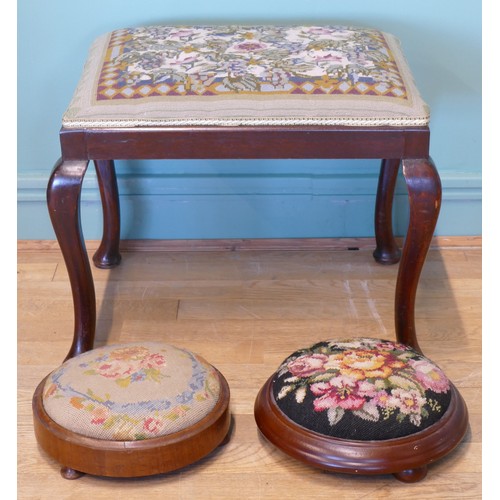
272;338;452;440
63;25;429;128
42;342;221;441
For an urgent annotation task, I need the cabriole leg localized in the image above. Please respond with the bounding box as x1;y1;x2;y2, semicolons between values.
395;158;441;351
373;158;401;264
93;159;121;269
47;158;96;360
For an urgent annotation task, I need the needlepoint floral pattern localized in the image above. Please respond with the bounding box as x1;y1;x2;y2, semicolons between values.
43;343;221;441
96;25;407;100
272;338;451;440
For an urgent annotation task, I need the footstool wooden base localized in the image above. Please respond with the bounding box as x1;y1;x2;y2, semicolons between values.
255;379;467;482
33;379;230;478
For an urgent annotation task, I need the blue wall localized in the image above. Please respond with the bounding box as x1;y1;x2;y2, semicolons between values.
17;0;481;240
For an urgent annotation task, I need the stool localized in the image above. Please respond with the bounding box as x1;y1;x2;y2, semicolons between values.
254;338;467;482
33;24;468;480
33;342;230;478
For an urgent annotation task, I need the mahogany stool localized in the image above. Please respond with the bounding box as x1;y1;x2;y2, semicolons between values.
33;25;468;480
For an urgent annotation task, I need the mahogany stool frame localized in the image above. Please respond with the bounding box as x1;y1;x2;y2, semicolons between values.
48;124;437;360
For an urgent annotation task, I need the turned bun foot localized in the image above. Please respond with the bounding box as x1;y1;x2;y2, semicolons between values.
60;466;84;480
393;466;428;483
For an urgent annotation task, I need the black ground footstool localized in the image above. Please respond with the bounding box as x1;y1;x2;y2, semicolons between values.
254;337;467;482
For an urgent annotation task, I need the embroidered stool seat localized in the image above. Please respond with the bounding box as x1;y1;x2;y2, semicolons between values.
254;338;468;482
33;342;230;478
63;25;428;128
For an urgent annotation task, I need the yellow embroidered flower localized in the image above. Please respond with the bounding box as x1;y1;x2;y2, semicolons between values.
334;349;405;380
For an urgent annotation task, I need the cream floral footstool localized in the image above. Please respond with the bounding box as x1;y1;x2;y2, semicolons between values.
33;24;467;481
33;342;230;478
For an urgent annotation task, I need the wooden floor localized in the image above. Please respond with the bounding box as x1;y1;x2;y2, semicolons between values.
18;241;481;499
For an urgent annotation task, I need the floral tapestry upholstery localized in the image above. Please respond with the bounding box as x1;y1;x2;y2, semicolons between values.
272;338;451;440
42;342;221;441
63;25;429;128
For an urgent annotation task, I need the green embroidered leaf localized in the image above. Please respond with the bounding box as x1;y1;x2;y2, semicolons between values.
277;366;289;377
311;372;336;382
398;352;415;361
396;413;406;423
277;384;294;400
327;407;345;426
195;392;208;402
115;377;131;388
102;416;117;429
87;388;106;402
317;346;331;355
353;403;380;422
144;368;162;383
387;375;419;391
83;369;97;376
295;386;307;404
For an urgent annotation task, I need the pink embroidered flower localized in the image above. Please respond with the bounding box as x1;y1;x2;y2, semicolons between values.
375;341;410;351
95;360;138;379
168;28;198;40
143;417;163;434
389;388;426;415
288;354;329;377
169;406;189;420
372;390;392;408
409;359;450;393
231;41;269;52
140;353;167;370
92;346;166;381
311;375;365;411
90;406;109;425
356;380;378;398
308;49;349;65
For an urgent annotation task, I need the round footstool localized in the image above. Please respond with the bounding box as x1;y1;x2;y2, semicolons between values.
254;338;468;482
33;342;230;478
